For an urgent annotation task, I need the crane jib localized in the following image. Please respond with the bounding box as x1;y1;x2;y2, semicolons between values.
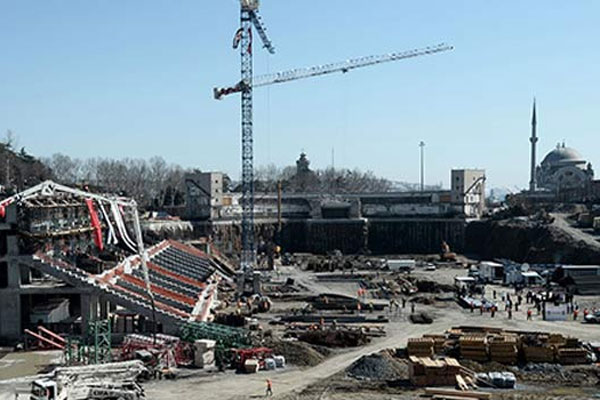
214;43;453;99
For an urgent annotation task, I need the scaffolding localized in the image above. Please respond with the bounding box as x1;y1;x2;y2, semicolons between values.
64;319;112;366
179;322;251;366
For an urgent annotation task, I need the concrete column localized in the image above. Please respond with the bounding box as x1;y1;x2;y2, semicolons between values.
99;297;109;319
80;293;98;334
0;206;23;342
0;290;22;342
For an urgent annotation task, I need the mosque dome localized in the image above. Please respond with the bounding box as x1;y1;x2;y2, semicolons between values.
540;144;584;167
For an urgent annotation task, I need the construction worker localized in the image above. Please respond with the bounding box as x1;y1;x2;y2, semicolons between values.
266;378;273;396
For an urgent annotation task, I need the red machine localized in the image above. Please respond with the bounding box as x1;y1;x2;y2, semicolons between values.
120;333;193;368
232;347;273;370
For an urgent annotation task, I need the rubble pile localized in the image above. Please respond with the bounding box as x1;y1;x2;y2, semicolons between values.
346;351;407;381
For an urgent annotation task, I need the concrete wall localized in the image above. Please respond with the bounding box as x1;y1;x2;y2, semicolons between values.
205;217;466;256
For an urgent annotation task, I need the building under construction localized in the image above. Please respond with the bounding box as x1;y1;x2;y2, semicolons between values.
0;181;233;344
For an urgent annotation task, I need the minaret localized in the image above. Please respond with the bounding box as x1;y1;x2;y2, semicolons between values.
529;98;538;192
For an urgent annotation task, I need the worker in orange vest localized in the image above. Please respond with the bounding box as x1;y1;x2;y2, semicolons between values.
266;378;273;396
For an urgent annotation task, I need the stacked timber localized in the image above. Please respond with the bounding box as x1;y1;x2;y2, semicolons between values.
523;344;555;363
547;333;566;348
459;336;488;362
424;388;492;400
557;348;589;365
564;337;579;348
408;356;461;386
424;334;447;354
407;338;435;357
488;335;518;365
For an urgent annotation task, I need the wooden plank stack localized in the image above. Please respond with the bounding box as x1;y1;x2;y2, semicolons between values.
424;334;447;354
547;333;566;348
557;348;589;365
459;336;488;362
408;356;462;386
424;388;492;400
488;335;518;365
407;337;435;357
523;344;555;363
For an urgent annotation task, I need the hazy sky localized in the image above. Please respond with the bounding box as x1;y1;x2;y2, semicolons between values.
1;1;598;190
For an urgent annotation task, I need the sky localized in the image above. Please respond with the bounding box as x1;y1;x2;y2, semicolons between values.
1;1;599;191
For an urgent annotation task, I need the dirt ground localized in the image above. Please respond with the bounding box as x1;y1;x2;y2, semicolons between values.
1;262;599;400
141;265;600;400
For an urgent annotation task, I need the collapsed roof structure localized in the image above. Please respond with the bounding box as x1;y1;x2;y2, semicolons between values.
0;181;233;342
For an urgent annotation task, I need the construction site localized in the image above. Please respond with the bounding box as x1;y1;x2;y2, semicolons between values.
1;1;600;400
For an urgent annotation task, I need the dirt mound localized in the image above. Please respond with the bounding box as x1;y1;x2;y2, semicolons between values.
265;339;329;367
466;218;600;264
461;359;600;387
299;329;370;348
518;363;600;386
346;351;407;381
409;312;433;324
408;278;455;293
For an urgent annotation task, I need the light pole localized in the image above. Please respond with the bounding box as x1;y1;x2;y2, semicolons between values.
419;141;425;191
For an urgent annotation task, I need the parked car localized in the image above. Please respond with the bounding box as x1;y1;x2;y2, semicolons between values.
584;311;600;324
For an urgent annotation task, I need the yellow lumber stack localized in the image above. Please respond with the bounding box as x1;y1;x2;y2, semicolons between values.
424;334;447;354
488;335;518;365
547;333;566;348
425;388;492;400
557;348;588;365
523;344;555;363
408;337;435;357
564;337;579;348
459;336;488;362
409;356;462;386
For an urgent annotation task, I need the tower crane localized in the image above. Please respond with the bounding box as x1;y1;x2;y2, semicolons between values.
219;0;453;293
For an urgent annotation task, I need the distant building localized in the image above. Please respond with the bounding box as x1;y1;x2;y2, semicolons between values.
451;169;486;219
184;171;224;220
536;143;594;192
518;99;596;203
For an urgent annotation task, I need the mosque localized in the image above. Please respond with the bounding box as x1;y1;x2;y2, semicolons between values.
528;101;595;198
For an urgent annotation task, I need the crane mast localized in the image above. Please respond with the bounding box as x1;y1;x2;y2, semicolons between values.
238;0;275;280
222;1;452;294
